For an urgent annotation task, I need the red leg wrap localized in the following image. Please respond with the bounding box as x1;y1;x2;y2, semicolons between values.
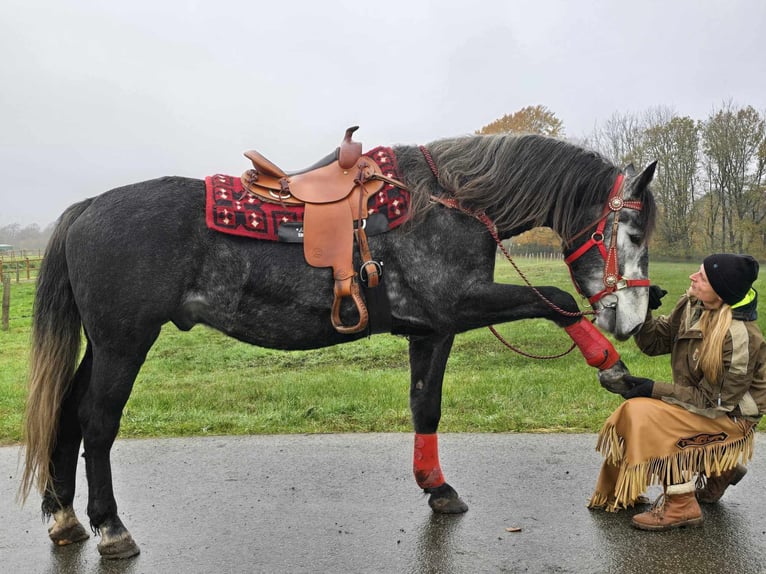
564;319;620;370
413;433;445;489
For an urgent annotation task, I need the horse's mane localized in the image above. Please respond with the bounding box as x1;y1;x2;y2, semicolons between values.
394;134;654;244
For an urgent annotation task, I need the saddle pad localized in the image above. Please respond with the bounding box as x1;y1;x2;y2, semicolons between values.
205;146;410;241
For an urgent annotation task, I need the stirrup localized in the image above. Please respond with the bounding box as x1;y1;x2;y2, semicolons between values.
330;276;369;334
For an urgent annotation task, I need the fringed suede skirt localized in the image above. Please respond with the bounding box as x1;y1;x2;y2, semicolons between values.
588;397;755;512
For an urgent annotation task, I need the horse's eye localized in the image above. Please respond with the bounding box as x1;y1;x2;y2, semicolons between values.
628;234;642;246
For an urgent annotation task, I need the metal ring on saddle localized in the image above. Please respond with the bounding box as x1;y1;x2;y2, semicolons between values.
359;260;383;284
269;178;293;201
269;189;293;201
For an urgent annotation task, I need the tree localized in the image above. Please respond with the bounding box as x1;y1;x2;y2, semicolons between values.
588;110;653;169
477;105;564;137
701;102;766;252
511;226;561;251
0;223;52;251
643;114;700;257
751;137;766;249
477;106;565;253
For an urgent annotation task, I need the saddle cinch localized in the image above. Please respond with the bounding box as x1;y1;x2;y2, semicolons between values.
241;126;398;334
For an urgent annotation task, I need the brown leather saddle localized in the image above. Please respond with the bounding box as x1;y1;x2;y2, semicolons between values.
241;126;392;334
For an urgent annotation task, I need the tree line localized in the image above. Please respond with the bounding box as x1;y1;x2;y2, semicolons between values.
480;102;766;259
0;222;54;252
4;102;765;259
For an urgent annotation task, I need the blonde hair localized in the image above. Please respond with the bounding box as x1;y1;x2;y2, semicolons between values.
697;304;733;383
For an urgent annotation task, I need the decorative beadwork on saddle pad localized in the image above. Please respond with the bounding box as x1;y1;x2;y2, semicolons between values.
205;146;409;241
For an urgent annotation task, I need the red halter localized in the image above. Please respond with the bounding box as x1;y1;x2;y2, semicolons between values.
564;173;649;305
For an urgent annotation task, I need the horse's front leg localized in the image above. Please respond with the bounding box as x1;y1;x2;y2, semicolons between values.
455;283;620;369
409;333;468;514
454;283;582;329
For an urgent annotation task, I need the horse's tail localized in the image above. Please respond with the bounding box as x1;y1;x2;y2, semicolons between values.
19;199;93;503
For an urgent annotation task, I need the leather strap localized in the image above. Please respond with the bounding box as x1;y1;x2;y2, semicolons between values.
355;182;380;288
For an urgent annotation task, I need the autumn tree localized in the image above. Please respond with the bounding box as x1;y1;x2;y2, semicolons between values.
477;105;564;137
477;106;565;253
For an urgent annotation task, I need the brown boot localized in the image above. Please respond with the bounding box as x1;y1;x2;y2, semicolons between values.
696;464;747;504
631;483;703;531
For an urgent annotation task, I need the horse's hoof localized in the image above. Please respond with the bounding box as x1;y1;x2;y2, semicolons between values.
50;522;90;546
429;495;469;514
98;532;140;560
426;483;469;514
48;507;90;546
97;516;140;559
598;359;632;394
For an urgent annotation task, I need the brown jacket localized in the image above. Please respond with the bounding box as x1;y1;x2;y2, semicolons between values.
633;294;766;421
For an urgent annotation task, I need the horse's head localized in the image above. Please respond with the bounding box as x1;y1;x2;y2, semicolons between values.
408;134;658;340
564;162;657;341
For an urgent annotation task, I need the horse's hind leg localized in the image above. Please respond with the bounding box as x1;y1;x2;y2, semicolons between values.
79;341;156;559
44;345;92;546
409;333;468;514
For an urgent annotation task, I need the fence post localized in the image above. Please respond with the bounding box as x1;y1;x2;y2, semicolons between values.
2;275;10;331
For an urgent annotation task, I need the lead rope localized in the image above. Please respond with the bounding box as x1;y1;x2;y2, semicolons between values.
419;145;589;359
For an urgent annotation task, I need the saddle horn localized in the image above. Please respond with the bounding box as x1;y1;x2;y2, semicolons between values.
338;126;363;169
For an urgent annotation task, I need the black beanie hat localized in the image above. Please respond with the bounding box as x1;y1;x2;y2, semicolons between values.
703;253;759;306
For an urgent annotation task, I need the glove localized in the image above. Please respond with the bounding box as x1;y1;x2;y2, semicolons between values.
648;285;668;310
620;375;654;399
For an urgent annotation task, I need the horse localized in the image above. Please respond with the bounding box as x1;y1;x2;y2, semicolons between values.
20;131;656;559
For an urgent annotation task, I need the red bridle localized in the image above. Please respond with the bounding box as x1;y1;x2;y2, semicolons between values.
564;173;649;305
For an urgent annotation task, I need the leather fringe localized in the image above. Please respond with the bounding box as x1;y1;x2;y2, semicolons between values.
590;422;755;512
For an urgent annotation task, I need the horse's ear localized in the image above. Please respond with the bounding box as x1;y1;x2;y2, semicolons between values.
623;164;636;177
636;160;657;189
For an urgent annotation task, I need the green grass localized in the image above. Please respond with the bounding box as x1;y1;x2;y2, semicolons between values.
0;258;761;444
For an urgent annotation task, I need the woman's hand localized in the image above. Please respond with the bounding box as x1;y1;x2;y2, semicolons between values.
648;285;668;310
620;375;654;399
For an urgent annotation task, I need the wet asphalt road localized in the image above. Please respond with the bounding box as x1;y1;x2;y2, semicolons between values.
2;433;765;574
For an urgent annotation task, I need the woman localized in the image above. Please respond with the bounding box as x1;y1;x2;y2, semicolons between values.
588;253;765;531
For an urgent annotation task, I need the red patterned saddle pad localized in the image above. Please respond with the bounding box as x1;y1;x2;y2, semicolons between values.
205;146;409;241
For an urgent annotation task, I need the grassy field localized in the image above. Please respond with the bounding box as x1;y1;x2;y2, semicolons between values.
1;258;762;444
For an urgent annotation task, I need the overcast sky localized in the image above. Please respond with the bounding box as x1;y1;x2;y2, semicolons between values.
2;0;765;227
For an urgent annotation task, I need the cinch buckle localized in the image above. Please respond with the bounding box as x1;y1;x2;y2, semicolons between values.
359;260;383;284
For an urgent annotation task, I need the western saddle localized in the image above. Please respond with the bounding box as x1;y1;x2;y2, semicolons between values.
241;126;400;334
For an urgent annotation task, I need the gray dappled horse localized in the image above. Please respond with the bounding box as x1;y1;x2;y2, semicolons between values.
21;133;656;558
